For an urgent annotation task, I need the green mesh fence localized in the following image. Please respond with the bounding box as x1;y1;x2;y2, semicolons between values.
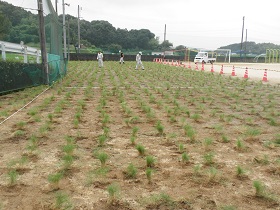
0;0;67;94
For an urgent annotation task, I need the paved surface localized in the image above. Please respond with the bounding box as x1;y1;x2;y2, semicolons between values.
185;62;280;84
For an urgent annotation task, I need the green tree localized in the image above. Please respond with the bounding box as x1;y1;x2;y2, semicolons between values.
0;13;12;40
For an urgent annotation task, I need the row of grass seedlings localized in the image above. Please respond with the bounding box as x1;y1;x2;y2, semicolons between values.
47;135;77;191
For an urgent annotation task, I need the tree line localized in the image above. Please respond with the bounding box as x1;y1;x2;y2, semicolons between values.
0;1;173;53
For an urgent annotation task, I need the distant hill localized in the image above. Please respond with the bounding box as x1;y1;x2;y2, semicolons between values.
219;42;280;55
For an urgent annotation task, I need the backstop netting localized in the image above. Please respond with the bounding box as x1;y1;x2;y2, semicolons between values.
0;0;67;94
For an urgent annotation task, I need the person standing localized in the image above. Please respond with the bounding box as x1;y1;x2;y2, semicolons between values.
97;51;103;68
119;50;124;64
135;52;144;70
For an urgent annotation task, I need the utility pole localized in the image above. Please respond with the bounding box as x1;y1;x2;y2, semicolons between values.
244;29;247;61
240;16;245;61
62;0;67;59
37;0;49;84
67;17;70;61
55;0;58;13
62;0;69;60
164;24;166;42
77;5;81;53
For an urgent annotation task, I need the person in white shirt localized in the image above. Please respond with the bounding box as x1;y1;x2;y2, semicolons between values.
135;52;144;70
97;51;103;68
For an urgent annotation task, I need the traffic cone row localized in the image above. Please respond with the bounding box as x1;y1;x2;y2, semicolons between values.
154;60;269;82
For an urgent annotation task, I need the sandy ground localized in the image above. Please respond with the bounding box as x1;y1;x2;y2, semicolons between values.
185;62;280;84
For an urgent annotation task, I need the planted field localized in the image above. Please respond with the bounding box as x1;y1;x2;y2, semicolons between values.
0;61;279;210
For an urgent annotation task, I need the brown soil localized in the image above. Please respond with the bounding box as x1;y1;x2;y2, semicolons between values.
0;61;279;209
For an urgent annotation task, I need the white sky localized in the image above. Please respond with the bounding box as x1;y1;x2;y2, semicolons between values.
3;0;280;50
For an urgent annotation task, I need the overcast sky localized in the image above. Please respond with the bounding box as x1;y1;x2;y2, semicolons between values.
3;0;280;50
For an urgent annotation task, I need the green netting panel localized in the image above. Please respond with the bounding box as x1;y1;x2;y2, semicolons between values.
47;53;68;85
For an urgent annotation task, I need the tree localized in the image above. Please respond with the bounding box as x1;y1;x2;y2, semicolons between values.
160;40;173;51
0;13;12;40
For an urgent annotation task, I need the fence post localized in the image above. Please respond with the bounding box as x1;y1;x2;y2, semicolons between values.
24;46;28;63
36;50;40;63
1;43;6;61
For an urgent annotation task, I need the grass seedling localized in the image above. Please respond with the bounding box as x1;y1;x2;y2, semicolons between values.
13;130;25;137
136;144;145;156
97;152;109;167
62;154;74;170
107;183;120;203
103;127;110;137
268;117;277;126
8;169;18;186
236;165;245;178
125;163;137;179
55;191;73;210
203;138;213;151
253;180;266;197
203;152;215;165
193;164;202;176
48;172;63;190
16;121;27;130
132;126;139;137
155;121;164;136
130;136;136;145
236;138;245;151
222;134;230;143
208;167;218;182
62;144;75;156
178;143;184;153
191;113;201;122
98;135;107;147
146;155;156;168
186;126;195;142
146;168;153;184
26;135;39;153
182;152;190;163
47;113;53;122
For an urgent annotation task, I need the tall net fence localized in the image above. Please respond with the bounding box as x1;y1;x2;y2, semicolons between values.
0;0;67;94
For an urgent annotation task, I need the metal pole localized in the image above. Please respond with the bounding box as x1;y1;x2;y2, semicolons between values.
78;5;80;53
67;17;70;61
37;0;49;84
244;29;247;61
62;0;67;59
55;0;58;13
240;16;245;61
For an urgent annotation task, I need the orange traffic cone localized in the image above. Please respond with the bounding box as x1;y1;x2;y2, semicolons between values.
201;62;205;71
262;69;268;82
220;65;224;74
231;66;236;76
211;63;214;73
243;67;248;78
188;62;191;69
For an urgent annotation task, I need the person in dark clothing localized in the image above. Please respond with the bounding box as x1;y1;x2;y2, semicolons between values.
119;50;124;64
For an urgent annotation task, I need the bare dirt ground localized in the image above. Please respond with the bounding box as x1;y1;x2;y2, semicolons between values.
0;61;279;210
